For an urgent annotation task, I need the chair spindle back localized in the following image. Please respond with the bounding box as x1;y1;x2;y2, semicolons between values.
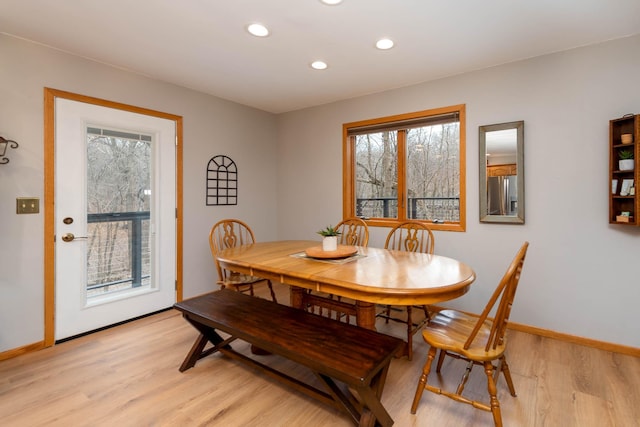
384;221;435;254
336;217;369;247
463;242;529;352
209;219;256;281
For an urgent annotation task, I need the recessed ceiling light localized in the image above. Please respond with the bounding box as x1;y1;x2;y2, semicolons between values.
247;23;269;37
320;0;343;5
311;61;328;70
376;38;394;50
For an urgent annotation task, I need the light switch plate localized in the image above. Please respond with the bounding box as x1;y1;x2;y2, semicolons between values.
17;197;40;214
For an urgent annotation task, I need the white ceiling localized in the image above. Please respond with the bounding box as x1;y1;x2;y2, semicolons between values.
1;0;639;114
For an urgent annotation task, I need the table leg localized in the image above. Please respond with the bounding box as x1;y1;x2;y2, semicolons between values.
290;286;305;309
355;300;376;330
290;287;377;331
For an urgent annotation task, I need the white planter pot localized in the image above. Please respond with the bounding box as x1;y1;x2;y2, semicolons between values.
322;236;338;251
619;159;634;171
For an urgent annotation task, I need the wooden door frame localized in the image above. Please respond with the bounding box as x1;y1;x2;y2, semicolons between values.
43;88;183;346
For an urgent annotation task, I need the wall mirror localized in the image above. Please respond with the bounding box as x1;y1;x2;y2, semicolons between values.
479;121;524;224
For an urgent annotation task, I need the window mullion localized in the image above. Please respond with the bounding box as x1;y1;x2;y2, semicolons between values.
343;135;356;218
397;130;407;220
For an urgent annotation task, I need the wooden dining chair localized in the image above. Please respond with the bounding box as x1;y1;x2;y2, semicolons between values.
336;217;369;247
411;242;529;427
302;217;369;323
376;221;435;360
209;219;277;302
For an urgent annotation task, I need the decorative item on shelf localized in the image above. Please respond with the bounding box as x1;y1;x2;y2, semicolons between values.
620;179;634;196
616;212;633;223
618;149;634;171
0;136;19;165
316;225;341;251
621;133;633;144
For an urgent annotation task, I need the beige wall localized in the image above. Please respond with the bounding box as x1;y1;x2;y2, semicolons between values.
0;35;278;352
1;32;639;355
276;34;640;348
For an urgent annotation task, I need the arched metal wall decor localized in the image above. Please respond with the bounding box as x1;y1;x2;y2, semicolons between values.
206;155;237;206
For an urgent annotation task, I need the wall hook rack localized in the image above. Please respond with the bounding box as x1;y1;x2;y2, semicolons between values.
0;136;19;164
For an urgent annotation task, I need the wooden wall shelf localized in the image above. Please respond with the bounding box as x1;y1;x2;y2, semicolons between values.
609;114;639;225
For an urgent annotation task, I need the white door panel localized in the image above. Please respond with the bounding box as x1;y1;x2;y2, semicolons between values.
55;98;176;340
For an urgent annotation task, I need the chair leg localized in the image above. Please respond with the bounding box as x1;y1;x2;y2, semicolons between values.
498;356;517;397
483;361;503;427
436;349;447;373
384;305;391;324
266;280;278;303
406;305;414;360
411;346;437;414
421;304;430;321
456;360;474;395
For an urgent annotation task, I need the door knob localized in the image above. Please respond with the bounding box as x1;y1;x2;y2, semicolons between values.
61;233;88;242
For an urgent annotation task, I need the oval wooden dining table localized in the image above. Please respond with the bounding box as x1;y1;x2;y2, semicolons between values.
215;240;476;331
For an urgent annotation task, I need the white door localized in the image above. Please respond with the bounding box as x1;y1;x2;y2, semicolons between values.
55;98;176;340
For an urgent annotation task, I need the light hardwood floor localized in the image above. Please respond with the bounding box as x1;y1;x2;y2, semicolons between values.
1;283;638;427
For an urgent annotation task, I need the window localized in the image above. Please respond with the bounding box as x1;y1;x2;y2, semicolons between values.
343;104;466;231
86;127;152;296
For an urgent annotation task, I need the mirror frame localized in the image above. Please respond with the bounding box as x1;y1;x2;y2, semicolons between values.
479;120;524;224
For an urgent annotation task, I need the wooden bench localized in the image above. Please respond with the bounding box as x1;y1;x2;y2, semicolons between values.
174;289;404;427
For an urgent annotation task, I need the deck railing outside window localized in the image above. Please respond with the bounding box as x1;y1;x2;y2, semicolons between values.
356;197;460;222
86;211;150;297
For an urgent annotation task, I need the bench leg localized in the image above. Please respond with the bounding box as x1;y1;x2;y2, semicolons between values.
355;385;393;427
179;316;229;372
315;368;394;427
316;373;362;424
179;333;208;372
358;409;376;427
357;363;394;427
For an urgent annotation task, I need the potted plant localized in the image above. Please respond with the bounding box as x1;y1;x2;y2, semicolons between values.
317;225;341;251
619;149;634;171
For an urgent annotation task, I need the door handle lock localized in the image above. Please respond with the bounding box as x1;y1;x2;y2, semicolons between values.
61;233;88;242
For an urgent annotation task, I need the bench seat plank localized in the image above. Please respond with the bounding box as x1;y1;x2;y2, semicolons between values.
174;289;403;427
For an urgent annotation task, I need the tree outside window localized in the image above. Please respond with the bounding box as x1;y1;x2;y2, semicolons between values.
343;104;466;231
86;128;152;295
